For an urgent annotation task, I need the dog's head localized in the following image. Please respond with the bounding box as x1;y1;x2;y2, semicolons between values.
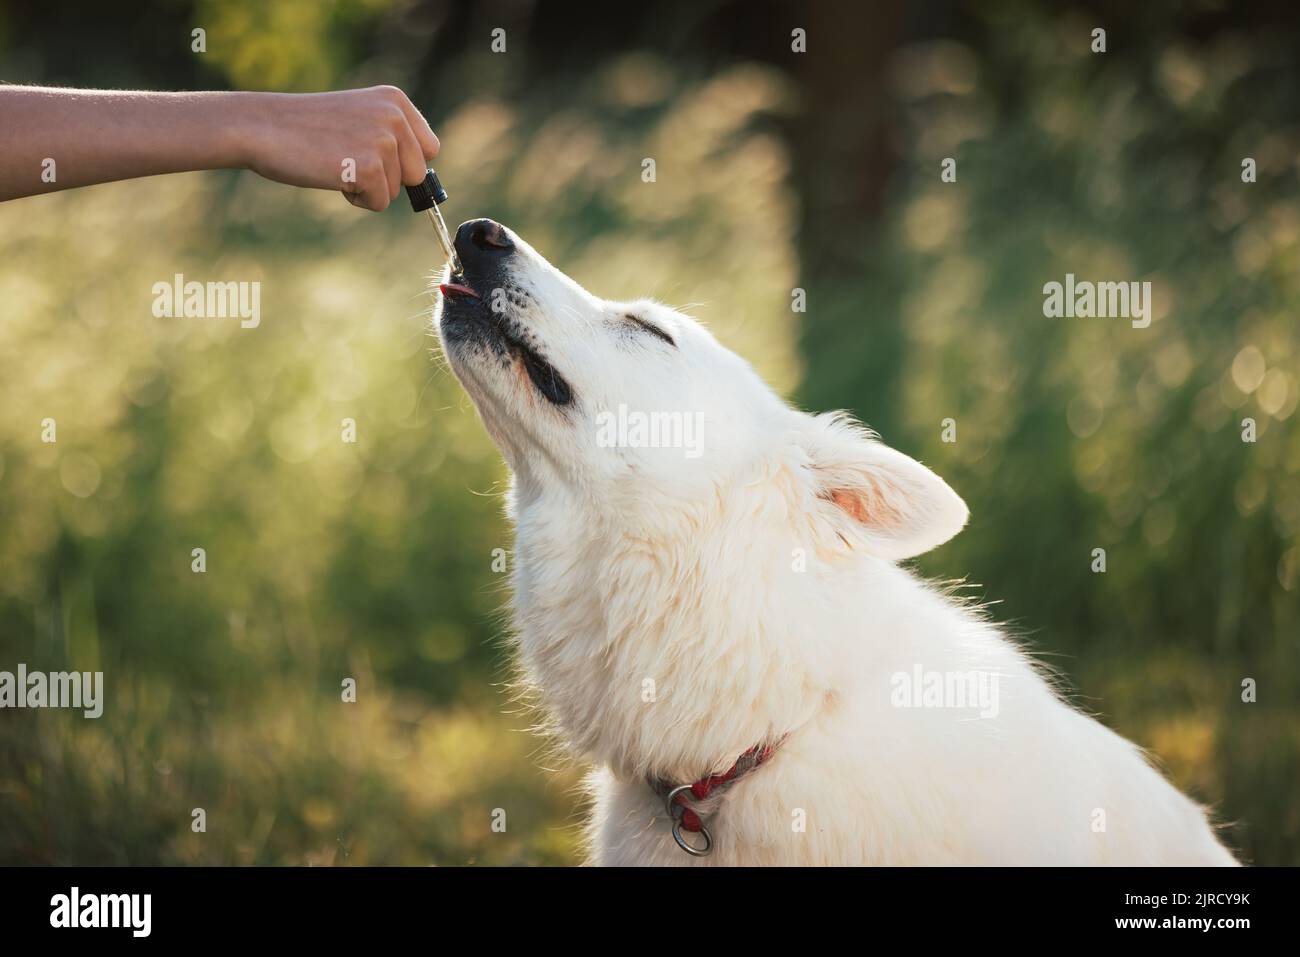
435;219;967;562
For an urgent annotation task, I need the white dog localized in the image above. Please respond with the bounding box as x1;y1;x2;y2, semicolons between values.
434;218;1239;866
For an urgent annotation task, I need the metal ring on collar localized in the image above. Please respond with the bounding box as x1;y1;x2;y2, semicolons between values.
671;818;713;857
663;783;697;818
663;783;713;856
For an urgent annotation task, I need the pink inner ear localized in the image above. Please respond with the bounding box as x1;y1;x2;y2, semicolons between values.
826;481;905;530
829;487;871;525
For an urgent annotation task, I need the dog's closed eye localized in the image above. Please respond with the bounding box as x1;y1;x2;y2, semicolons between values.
623;313;676;347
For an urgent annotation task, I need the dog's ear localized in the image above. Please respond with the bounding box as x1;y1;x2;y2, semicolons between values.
799;413;968;560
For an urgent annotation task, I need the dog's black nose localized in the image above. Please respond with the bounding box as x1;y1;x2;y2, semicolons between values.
455;219;514;270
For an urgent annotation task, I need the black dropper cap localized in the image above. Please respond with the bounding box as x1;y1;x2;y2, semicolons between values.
406;169;449;212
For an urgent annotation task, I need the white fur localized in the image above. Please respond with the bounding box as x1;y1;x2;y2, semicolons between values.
435;225;1239;866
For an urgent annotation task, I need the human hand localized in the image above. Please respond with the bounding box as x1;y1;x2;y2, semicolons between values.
237;86;440;211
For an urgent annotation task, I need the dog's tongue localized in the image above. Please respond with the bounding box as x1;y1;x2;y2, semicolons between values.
439;281;479;300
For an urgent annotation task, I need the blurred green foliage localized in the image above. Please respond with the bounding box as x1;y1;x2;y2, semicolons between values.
1;0;1296;865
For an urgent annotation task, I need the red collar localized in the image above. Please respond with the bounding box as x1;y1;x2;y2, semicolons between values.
649;741;781;856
